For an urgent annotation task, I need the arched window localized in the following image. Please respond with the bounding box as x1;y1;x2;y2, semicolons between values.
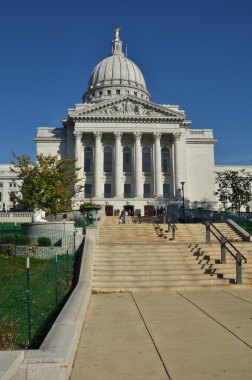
84;147;93;172
142;147;151;172
161;147;170;173
104;147;112;172
123;147;132;172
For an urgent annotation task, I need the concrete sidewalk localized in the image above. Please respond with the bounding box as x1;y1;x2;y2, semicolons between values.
71;290;252;380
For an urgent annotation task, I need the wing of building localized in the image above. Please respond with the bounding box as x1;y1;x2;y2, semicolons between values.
1;30;251;213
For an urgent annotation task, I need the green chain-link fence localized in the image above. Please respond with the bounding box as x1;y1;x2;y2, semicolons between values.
0;224;76;349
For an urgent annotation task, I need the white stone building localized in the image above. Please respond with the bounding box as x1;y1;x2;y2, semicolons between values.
1;30;251;214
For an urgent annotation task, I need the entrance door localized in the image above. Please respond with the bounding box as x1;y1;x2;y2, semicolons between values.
105;205;113;216
123;205;134;215
144;205;154;216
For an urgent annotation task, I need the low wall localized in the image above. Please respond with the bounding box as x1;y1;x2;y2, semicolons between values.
226;219;251;242
0;226;98;380
0;213;32;223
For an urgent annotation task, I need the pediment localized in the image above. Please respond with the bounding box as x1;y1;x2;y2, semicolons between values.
69;96;185;121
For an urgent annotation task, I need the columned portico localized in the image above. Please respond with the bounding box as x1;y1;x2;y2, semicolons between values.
134;132;143;197
94;131;102;197
154;132;162;196
114;132;123;197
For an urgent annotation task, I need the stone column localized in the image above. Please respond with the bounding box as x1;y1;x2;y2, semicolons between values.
74;131;83;195
114;132;123;197
134;132;143;197
154;132;162;196
174;131;187;196
171;141;176;197
94;131;102;197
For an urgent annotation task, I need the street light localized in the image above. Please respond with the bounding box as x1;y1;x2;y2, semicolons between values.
181;181;186;222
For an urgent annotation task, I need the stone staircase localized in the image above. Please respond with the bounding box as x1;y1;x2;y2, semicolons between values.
92;217;250;292
190;241;252;285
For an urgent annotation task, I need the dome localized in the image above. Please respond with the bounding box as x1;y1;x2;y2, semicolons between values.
83;29;151;103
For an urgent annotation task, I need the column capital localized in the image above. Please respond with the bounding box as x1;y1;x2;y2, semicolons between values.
94;131;102;140
173;132;181;141
153;132;161;141
114;132;123;140
134;132;142;140
74;131;82;140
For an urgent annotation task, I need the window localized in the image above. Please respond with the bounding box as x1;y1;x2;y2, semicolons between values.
142;147;151;172
104;184;112;198
123;147;132;172
116;89;120;95
0;183;2;187
124;184;131;197
144;184;151;198
85;184;92;198
107;90;111;95
161;147;170;173
163;184;170;198
99;91;102;96
134;92;137;96
0;193;1;202
84;147;93;172
104;147;112;172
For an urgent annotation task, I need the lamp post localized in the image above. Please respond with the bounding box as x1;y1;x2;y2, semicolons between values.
181;181;185;222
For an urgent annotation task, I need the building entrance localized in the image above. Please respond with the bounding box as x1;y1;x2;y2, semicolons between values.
144;205;155;216
123;205;134;215
105;205;113;216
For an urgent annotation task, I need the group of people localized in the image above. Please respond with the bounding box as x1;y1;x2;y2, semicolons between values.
154;206;167;216
118;209;128;224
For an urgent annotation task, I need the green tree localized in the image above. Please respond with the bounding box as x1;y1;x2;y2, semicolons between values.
11;153;83;215
215;169;252;214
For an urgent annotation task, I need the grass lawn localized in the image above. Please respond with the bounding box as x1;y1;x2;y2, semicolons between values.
0;252;74;349
237;221;252;235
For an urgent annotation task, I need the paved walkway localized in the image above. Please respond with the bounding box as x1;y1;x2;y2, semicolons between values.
71;289;252;380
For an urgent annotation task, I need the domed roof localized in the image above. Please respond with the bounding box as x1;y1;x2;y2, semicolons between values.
83;29;151;103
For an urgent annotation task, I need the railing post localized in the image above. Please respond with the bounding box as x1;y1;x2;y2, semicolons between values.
205;222;211;244
236;253;242;284
163;212;166;224
172;225;176;241
220;236;226;264
168;221;171;233
26;255;31;345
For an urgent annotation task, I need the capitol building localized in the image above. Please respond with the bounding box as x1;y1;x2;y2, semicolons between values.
0;30;251;214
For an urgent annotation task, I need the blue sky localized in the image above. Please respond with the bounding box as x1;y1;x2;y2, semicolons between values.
0;0;251;164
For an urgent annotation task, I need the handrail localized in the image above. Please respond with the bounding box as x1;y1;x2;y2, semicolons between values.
210;223;247;263
203;221;247;284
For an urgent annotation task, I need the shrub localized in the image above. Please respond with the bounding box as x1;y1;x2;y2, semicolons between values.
37;237;51;247
16;235;31;245
0;234;14;244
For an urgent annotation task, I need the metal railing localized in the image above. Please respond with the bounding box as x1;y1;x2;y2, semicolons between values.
0;225;77;350
204;221;247;284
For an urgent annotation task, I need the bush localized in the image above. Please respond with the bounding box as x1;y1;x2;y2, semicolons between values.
0;234;14;244
16;235;31;245
37;237;51;247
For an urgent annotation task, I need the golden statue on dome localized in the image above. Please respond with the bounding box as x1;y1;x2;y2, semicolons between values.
115;27;120;39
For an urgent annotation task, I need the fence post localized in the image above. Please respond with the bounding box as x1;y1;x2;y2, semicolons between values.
55;252;58;306
205;222;211;244
66;249;69;288
26;255;31;345
172;225;176;241
14;222;17;257
220;236;226;264
236;253;242;284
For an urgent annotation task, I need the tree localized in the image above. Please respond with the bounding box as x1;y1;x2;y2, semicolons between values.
11;153;83;215
215;169;252;214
